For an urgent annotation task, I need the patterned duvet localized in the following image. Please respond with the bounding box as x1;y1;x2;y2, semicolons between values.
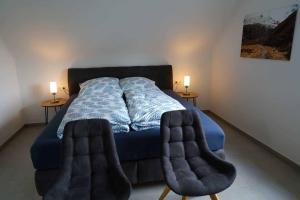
57;77;186;138
120;77;185;131
57;78;131;139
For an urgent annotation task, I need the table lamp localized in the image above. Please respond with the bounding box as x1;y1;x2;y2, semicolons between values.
183;75;190;95
50;81;59;103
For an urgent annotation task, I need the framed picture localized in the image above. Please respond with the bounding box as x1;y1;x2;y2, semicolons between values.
241;4;298;61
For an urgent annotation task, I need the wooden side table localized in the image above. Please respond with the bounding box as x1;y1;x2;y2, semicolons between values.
177;92;199;106
41;98;67;124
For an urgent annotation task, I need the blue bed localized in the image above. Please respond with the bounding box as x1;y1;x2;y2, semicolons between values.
31;90;224;170
30;65;225;196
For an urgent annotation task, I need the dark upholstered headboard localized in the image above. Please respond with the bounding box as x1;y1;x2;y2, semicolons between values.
68;65;173;96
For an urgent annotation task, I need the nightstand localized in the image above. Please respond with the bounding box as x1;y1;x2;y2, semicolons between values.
41;98;67;124
177;92;199;106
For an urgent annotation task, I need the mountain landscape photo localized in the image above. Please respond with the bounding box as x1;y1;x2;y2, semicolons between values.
241;4;298;60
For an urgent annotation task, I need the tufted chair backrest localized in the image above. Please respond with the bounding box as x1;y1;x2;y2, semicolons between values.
45;119;131;200
160;110;208;159
160;110;210;194
160;110;236;197
63;119;114;170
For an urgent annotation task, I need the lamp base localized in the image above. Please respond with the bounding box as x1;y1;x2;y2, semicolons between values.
51;93;59;104
183;86;190;96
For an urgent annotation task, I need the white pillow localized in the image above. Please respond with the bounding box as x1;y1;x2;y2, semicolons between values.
79;77;122;97
119;77;156;92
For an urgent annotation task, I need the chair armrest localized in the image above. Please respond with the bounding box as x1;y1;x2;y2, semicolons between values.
202;147;236;176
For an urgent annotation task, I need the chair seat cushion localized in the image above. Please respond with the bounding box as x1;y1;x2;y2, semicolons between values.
167;157;232;196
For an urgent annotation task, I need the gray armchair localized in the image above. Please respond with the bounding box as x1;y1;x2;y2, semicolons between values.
44;119;131;200
159;110;236;200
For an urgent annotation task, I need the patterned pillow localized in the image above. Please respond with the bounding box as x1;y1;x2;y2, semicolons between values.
79;77;123;97
119;77;156;92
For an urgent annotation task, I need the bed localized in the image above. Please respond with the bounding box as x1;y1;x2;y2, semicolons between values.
30;65;225;196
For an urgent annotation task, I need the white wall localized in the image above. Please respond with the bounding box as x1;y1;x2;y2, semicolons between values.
211;0;300;165
0;0;238;123
0;37;24;146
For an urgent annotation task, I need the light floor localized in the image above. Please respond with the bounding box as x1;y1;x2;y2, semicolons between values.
0;114;299;200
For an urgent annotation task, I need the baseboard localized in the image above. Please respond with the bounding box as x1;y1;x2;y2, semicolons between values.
24;123;45;127
0;123;45;151
0;125;25;151
206;110;300;170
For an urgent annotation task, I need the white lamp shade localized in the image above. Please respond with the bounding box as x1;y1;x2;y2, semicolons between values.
50;82;58;94
184;76;190;87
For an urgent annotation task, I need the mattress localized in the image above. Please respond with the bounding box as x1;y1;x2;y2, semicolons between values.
31;90;224;170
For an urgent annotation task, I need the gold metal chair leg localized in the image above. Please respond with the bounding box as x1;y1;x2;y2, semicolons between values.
159;186;171;200
182;196;188;200
210;194;220;200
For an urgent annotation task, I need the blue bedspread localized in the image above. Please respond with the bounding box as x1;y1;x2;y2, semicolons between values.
31;90;225;170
